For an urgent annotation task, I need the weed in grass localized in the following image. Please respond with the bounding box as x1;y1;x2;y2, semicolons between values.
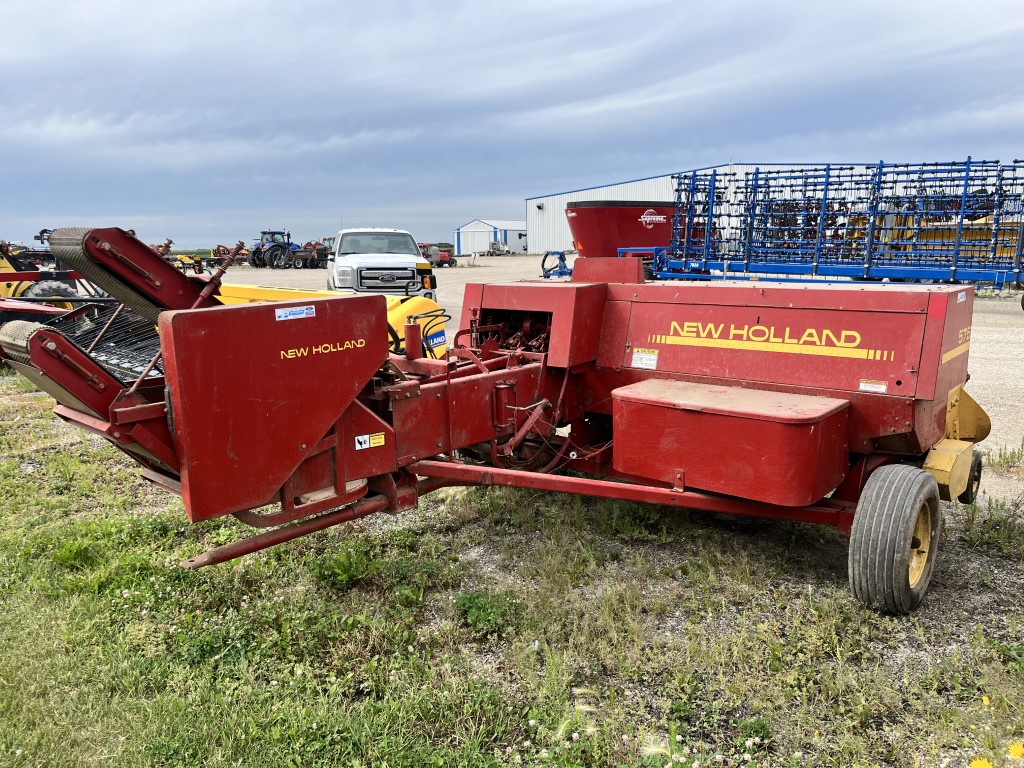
454;588;520;638
961;494;1024;560
984;438;1024;473
314;539;373;589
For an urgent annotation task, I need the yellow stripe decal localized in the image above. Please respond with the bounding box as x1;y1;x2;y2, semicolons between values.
941;342;970;364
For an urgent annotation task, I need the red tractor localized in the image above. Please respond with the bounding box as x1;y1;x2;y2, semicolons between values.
419;243;458;268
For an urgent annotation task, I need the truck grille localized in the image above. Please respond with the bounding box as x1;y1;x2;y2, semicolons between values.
358;267;418;292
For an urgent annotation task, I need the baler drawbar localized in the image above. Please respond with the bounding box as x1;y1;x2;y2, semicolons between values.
0;230;991;614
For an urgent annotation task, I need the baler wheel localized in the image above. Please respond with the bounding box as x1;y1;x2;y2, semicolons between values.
292;256;304;269
849;464;941;615
957;451;983;505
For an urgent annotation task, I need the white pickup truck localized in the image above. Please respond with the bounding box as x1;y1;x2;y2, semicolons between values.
327;228;436;300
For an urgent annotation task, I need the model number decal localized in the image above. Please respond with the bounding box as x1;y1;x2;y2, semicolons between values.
631;348;659;370
275;305;315;321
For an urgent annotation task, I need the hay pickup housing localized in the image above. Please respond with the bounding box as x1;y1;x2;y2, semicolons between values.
1;230;990;614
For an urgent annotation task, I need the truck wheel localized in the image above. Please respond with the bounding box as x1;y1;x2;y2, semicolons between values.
957;451;983;505
849;464;941;614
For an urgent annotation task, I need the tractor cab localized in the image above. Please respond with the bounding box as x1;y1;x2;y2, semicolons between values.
259;230;291;247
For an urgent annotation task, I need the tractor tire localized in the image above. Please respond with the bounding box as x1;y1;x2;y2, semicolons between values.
957;451;983;505
0;319;45;366
248;249;266;268
22;280;79;310
848;464;941;614
267;246;290;270
23;280;77;300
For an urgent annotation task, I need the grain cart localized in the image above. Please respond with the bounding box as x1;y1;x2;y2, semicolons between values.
0;231;990;614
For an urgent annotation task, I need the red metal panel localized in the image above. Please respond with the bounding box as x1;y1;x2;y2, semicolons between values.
619;293;927;397
612;380;850;506
390;363;545;462
571;257;644;284
606;281;937;314
461;282;607;368
578;365;914;452
910;287;976;450
160;295;389;521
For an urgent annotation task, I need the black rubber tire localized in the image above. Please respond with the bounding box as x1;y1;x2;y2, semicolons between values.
265;246;280;269
268;246;290;269
957;451;983;505
449;257;458;267
293;257;304;269
849;464;942;614
0;319;45;365
22;280;78;301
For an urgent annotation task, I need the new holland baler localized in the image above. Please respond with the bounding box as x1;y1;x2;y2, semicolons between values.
0;228;990;614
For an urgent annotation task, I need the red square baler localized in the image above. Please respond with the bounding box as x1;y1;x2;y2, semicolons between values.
0;232;990;614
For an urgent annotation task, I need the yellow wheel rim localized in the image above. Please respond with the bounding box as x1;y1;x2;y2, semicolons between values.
908;501;932;588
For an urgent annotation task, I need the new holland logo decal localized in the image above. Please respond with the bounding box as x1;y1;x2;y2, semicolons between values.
649;321;895;361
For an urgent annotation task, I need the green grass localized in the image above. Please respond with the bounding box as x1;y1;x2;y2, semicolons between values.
1;374;1023;767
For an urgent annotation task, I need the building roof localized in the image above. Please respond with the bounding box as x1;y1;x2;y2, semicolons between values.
524;162;874;200
456;219;526;231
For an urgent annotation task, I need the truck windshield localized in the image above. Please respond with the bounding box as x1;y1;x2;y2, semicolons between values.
338;232;419;256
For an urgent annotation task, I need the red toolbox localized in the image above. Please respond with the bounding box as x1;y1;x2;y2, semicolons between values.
612;379;850;506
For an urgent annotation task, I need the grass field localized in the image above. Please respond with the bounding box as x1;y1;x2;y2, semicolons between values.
1;364;1022;768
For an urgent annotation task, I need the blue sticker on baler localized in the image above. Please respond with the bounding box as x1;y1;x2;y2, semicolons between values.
275;305;316;321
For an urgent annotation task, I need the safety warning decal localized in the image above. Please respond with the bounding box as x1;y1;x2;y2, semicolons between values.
858;379;888;394
631;347;659;370
275;305;316;321
354;432;386;451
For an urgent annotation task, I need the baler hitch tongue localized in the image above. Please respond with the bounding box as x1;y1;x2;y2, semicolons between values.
181;496;390;570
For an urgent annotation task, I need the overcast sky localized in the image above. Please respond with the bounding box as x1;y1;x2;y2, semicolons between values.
2;0;1023;247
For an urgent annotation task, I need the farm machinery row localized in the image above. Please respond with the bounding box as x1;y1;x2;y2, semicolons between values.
247;230;333;270
0;227;990;614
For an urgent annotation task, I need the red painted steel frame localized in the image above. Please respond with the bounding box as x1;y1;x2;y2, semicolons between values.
410;460;856;529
